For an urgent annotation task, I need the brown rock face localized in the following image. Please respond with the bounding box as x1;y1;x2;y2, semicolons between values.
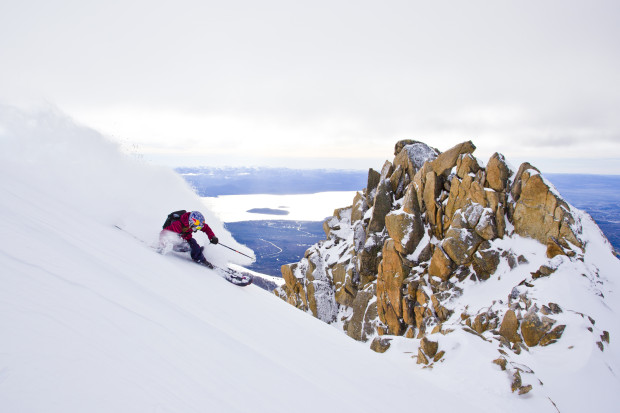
377;240;407;335
423;171;441;227
368;179;393;233
370;336;392;353
346;286;377;342
351;191;368;223
273;138;587;385
357;235;383;286
521;311;553;347
367;168;381;189
539;325;566;346
499;310;521;343
456;153;481;179
472;241;500;280
429;140;476;177
512;168;582;249
385;210;425;255
417;347;429;365
442;227;483;266
485;153;511;192
420;337;439;358
428;246;455;280
332;262;356;306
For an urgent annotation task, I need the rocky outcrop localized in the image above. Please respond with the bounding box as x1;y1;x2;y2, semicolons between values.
274;138;600;396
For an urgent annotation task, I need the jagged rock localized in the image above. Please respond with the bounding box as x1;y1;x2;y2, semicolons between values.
412;163;430;212
541;302;563;315
346;286;377;342
416;288;429;306
402;295;416;326
370;336;392;353
531;264;556;279
472;313;492;334
444;175;488;229
414;304;433;330
429;140;476;177
475;208;498;240
394;141;440;179
273;137;595;392
431;295;451;321
472;241;500;280
433;350;445;362
306;279;337;323
357;234;384;286
456;153;481;179
428;246;455;281
351;191;368;223
380;160;395;181
442;227;483;266
366;168;381;204
512;168;582;249
385;210;425;255
394;139;419;156
417;347;429;365
377;240;407;335
421;337;439;358
493;357;508;370
601;331;610;344
539;325;566;346
402;182;421;215
423;170;441;226
546;236;573;258
368;179;393;233
521;311;553;347
511;371;522;392
499;310;521;343
332;262;357;307
485;153;511;192
510;162;538;202
281;263;298;289
323;216;337;238
390;165;404;194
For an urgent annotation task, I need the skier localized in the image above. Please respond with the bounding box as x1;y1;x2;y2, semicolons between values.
160;210;219;268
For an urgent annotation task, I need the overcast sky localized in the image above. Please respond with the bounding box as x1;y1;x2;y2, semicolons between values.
1;0;619;173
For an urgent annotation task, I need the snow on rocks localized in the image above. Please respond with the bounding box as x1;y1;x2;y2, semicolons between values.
274;138;620;408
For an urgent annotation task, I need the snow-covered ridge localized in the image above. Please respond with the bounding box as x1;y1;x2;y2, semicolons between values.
276;139;620;411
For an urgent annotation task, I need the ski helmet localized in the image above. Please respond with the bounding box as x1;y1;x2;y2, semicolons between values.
189;211;205;232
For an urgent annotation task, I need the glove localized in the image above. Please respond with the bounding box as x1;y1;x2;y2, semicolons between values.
210;236;219;245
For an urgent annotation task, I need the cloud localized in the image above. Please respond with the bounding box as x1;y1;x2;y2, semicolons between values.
1;1;619;172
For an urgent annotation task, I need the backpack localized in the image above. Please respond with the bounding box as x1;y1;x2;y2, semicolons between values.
162;210;187;229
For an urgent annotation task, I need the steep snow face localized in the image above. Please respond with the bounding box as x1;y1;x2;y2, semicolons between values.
0;105;253;268
0;106;488;413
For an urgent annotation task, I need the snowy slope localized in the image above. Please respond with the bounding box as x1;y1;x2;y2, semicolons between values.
0;106;478;412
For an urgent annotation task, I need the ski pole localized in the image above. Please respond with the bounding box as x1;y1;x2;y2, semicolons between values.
218;242;254;260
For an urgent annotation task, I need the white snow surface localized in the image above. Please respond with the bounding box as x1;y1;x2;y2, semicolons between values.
1;106;619;412
0;106;474;412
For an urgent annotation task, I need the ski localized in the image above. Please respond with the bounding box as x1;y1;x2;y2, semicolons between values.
169;250;253;287
212;265;253;287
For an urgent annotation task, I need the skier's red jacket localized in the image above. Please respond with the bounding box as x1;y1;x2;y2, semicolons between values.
163;211;216;241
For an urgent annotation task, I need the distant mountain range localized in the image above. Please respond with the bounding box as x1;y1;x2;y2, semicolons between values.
175;167;368;196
